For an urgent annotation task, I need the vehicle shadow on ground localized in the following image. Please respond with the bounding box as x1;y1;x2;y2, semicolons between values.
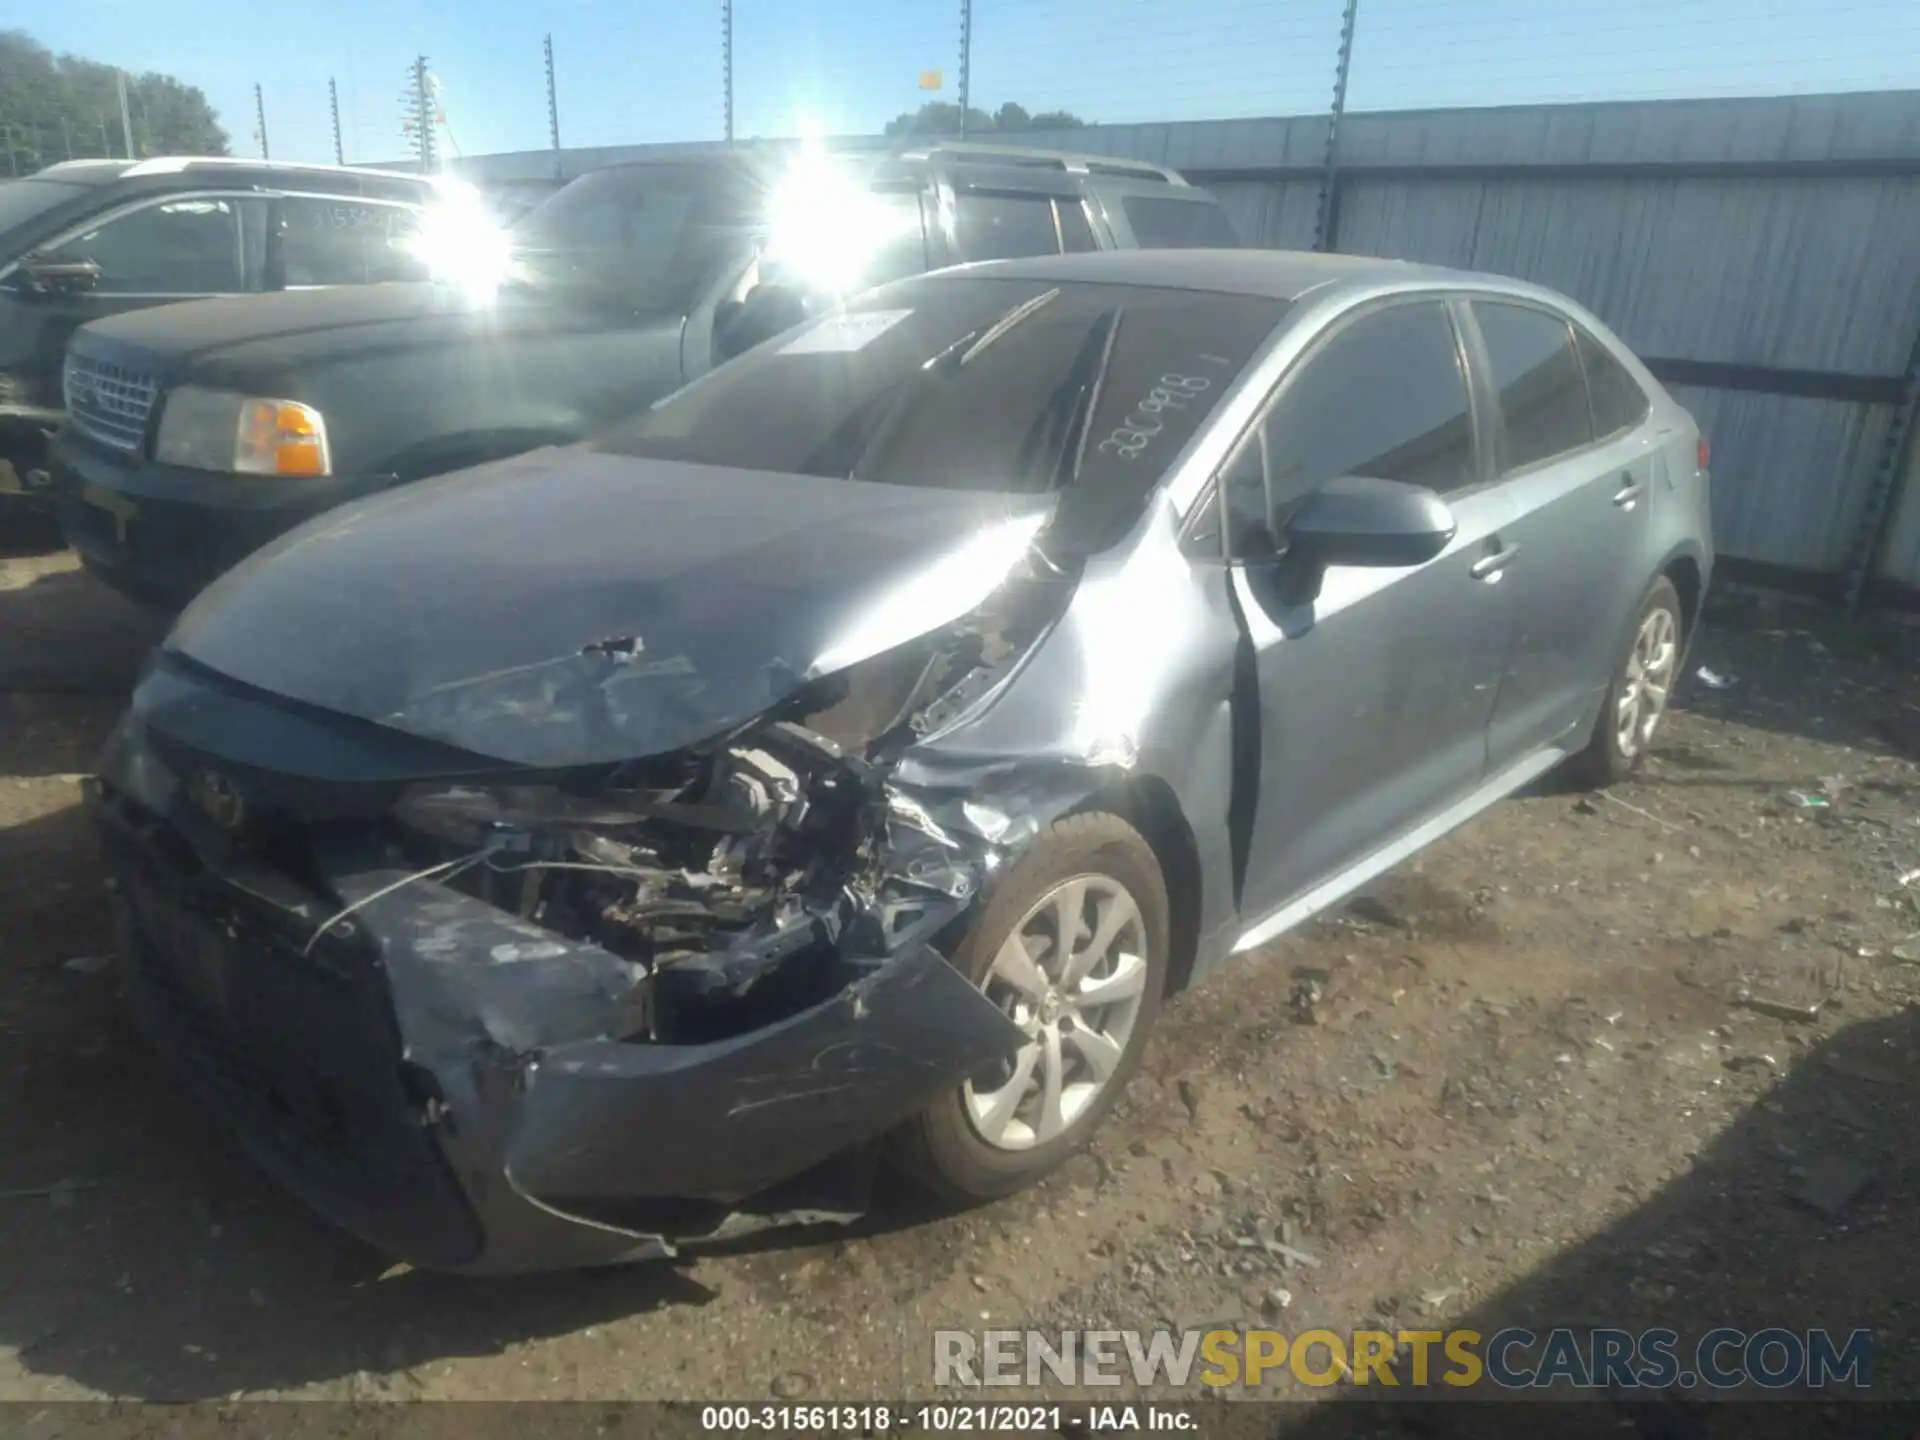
0;509;66;560
0;556;170;697
0;691;125;779
1272;1007;1918;1440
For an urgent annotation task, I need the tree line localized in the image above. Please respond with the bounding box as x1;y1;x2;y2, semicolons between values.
885;100;1087;138
0;29;228;176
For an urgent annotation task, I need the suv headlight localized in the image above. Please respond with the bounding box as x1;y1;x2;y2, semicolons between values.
153;386;331;477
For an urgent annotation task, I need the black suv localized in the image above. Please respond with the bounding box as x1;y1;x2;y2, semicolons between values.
0;157;441;517
49;142;1240;606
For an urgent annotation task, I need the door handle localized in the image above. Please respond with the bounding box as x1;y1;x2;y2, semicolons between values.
1612;477;1645;507
1470;543;1520;581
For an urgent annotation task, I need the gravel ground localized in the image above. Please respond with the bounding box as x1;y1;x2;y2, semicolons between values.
1;546;1916;1432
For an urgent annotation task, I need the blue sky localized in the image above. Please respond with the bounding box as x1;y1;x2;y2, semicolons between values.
22;0;1920;165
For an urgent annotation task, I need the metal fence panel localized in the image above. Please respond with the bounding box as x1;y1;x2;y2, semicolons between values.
1334;175;1920;377
1667;385;1893;573
1877;418;1920;587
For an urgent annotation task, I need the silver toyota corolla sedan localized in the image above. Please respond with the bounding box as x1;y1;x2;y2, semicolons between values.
90;248;1712;1272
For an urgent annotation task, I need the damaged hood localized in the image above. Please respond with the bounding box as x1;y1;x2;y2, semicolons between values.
167;450;1052;768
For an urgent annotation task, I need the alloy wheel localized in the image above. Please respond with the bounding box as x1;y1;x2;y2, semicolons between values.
964;874;1151;1152
1615;604;1678;759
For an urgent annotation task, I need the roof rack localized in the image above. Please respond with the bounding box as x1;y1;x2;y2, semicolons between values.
893;141;1187;186
34;159;127;174
116;155;432;184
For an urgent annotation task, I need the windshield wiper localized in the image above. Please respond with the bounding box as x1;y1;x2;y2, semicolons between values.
1012;307;1123;493
959;287;1061;365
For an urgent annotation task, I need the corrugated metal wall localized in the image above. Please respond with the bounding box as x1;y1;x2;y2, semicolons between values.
437;91;1920;593
1880;416;1920;585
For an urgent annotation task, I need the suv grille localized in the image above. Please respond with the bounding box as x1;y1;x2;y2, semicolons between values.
64;353;159;453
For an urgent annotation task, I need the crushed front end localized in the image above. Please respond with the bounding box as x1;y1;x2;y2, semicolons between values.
91;560;1083;1273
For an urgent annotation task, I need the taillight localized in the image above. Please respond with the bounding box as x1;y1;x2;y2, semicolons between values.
1696;436;1712;472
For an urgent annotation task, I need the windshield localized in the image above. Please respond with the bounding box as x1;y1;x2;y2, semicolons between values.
0;178;86;242
505;162;766;311
596;274;1283;548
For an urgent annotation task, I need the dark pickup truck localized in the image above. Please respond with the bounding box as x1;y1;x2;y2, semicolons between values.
0;157;441;525
49;142;1241;606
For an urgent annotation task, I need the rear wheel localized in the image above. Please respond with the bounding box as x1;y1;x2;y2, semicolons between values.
1567;576;1683;788
892;811;1168;1202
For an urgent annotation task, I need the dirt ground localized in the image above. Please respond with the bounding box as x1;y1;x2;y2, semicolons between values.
2;544;1917;1430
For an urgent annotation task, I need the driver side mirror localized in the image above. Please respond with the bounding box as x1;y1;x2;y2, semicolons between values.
1240;475;1456;608
1286;474;1457;569
18;256;101;297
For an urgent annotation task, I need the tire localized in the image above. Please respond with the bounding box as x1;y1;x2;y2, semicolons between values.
891;810;1170;1202
1566;575;1684;789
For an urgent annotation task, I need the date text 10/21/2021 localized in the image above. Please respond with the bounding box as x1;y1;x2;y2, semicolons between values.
700;1406;1197;1432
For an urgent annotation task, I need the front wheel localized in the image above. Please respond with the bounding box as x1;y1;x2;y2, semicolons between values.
891;811;1169;1202
1567;575;1683;788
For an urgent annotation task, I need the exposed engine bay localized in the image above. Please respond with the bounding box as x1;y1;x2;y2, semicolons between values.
383;555;1080;1046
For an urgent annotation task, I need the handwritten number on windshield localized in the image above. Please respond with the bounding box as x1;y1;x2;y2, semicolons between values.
1098;373;1211;460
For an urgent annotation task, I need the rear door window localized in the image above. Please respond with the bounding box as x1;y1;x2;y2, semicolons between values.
951;193;1066;261
1121;196;1239;248
1056;200;1096;252
1471;301;1594;472
36;196;244;294
1575;327;1653;438
274;196;426;286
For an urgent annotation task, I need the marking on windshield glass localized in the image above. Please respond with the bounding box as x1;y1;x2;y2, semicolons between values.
1098;371;1213;461
779;308;913;355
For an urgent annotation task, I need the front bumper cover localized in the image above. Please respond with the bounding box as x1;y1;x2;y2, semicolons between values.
48;429;391;608
90;719;1026;1275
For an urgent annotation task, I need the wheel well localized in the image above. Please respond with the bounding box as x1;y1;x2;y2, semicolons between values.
1665;555;1703;642
1077;775;1203;999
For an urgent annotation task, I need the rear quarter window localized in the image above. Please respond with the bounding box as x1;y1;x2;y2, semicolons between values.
1575;328;1653;438
1121;196;1239;248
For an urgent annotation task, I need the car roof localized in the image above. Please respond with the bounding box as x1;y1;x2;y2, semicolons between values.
937;247;1484;302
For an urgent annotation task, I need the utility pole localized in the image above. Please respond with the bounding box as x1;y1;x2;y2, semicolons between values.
253;83;270;158
1313;0;1360;252
60;115;73;160
544;34;562;177
721;0;734;145
117;69;137;160
411;56;437;171
329;78;345;163
958;0;972;137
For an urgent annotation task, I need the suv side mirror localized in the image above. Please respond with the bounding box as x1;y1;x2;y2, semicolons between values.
1286;474;1456;569
19;256;101;297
